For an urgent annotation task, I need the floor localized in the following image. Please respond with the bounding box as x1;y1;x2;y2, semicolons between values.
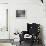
19;41;43;46
0;39;43;46
0;41;43;46
0;43;13;46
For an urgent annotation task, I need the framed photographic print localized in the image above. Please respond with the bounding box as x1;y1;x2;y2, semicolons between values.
16;10;25;18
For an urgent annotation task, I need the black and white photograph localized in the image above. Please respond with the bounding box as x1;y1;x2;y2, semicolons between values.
16;10;25;17
0;0;46;46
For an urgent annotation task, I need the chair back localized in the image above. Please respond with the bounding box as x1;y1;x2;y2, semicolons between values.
27;23;40;35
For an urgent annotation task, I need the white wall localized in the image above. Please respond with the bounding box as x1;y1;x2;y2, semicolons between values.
0;0;8;3
8;0;46;46
0;0;46;46
0;0;12;46
0;4;9;39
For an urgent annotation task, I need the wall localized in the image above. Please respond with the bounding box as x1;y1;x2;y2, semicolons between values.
0;0;46;46
8;0;46;46
0;0;13;46
0;4;9;39
0;0;8;3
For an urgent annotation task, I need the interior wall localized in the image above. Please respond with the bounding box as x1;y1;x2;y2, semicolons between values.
0;4;9;39
0;0;46;46
9;0;46;45
0;0;8;3
43;1;46;45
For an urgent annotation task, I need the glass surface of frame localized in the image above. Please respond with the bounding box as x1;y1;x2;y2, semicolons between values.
16;10;25;18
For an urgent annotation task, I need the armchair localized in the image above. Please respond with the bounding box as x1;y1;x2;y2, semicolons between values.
19;23;41;46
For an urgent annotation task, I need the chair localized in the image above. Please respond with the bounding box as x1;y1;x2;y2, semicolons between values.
19;23;40;46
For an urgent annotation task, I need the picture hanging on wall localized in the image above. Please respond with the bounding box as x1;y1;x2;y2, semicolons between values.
16;10;25;17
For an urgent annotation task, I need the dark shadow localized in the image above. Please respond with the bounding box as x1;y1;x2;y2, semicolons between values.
39;25;45;46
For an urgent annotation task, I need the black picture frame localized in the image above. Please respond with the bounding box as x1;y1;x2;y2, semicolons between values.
16;10;25;17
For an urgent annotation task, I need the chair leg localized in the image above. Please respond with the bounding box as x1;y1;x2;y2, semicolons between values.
30;41;34;46
30;39;34;46
20;41;21;45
